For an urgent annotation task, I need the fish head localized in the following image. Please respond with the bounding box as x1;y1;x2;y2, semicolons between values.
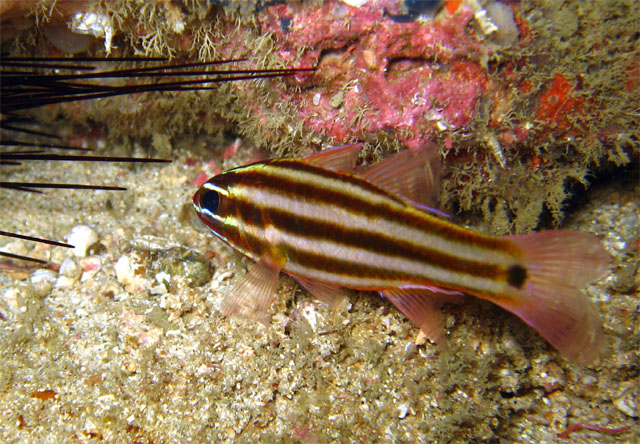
193;173;236;246
193;169;266;259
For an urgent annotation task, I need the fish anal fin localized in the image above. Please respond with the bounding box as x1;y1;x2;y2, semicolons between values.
360;142;442;208
381;287;449;345
220;255;283;325
295;276;350;311
495;231;611;365
303;143;362;173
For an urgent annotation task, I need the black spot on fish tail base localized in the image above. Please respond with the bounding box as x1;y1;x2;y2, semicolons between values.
507;265;528;289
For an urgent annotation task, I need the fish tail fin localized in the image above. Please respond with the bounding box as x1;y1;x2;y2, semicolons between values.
496;231;611;364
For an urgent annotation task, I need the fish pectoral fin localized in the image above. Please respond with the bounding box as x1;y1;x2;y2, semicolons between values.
302;143;363;173
360;143;444;212
220;255;283;325
294;276;350;311
381;288;448;345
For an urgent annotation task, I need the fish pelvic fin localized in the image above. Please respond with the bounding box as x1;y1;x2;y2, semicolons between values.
220;255;283;325
496;231;611;365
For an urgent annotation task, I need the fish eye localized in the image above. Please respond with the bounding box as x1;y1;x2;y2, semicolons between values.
200;189;220;213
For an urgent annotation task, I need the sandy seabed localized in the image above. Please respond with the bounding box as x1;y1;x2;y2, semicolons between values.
0;139;638;443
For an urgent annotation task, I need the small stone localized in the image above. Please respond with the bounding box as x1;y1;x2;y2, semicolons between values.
580;375;598;386
0;240;29;261
362;49;378;71
56;257;81;288
65;225;99;257
154;248;213;287
80;257;102;281
300;301;319;332
86;241;107;256
55;276;77;289
79;256;101;272
341;0;368;7
115;254;150;293
1;287;23;313
29;269;58;297
122;359;138;373
58;256;82;279
414;330;428;345
330;92;344;108
397;402;410;418
115;255;135;286
613;383;638;417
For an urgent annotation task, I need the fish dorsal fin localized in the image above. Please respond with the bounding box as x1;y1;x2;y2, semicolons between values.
303;143;363;173
361;143;442;209
380;286;462;345
220;255;283;325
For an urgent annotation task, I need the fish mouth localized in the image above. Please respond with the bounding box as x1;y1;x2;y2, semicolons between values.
192;189;202;207
192;189;209;220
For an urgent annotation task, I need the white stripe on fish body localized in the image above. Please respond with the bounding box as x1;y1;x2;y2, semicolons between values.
231;183;520;269
277;231;510;294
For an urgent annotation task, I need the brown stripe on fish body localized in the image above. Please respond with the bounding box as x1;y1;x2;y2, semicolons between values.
262;159;519;254
229;161;521;260
260;204;504;281
227;160;523;267
225;161;405;214
231;221;512;297
271;159;404;204
229;220;463;291
226;170;522;297
228;160;521;257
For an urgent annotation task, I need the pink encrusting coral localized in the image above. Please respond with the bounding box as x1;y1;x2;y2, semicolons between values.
257;0;490;149
4;0;635;233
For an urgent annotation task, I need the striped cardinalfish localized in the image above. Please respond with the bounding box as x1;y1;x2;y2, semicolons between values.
193;144;610;364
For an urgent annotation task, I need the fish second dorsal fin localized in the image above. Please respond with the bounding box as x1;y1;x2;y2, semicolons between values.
360;143;442;209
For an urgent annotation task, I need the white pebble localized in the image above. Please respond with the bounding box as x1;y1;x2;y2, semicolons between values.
341;0;368;7
30;269;58;297
115;255;135;286
614;387;637;417
80;256;102;281
59;256;82;279
65;225;98;257
300;301;319;332
71;12;113;54
54;276;74;289
580;375;598;386
397;402;410;419
1;287;22;312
